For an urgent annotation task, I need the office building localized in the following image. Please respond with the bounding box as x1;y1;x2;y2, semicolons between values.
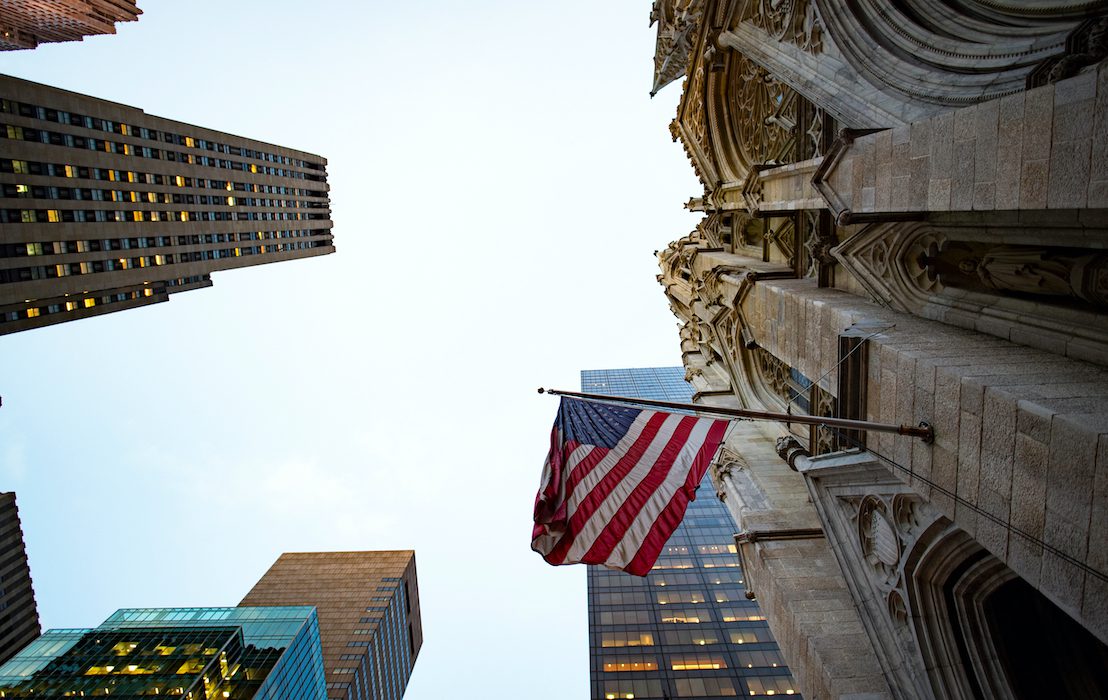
0;606;327;698
241;551;422;700
0;493;40;665
0;1;141;51
582;367;799;700
651;1;1108;697
0;74;333;335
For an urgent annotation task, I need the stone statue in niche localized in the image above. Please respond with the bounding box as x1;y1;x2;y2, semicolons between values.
919;241;1108;308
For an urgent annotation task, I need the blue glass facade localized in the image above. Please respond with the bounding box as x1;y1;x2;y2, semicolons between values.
0;606;326;698
582;367;801;699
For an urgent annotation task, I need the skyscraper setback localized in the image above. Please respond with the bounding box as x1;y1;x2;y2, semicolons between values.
0;74;333;334
581;367;800;700
241;551;422;700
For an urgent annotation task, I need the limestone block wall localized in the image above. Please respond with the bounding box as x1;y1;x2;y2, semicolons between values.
818;64;1108;218
740;275;1108;643
703;414;894;699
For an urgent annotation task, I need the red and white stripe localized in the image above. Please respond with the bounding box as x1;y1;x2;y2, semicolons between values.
532;409;729;576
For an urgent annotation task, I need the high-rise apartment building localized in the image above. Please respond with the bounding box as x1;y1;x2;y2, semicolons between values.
0;493;40;666
581;367;800;700
240;551;422;700
0;1;141;51
0;74;333;335
0;606;327;698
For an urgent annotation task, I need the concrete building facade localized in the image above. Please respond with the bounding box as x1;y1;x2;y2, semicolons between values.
0;74;333;334
650;1;1108;698
241;551;422;700
0;493;39;666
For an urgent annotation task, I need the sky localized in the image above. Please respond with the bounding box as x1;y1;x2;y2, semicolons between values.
0;2;703;697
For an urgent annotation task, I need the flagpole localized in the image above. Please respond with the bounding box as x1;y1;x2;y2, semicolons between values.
538;387;934;442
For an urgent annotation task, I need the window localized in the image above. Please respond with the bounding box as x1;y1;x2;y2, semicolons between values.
600;632;653;648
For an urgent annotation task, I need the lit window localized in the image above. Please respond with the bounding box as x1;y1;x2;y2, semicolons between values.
180;211;189;222
64;165;75;178
26;307;39;318
12;160;28;174
602;661;658;672
84;298;95;308
133;211;144;222
175;175;185;187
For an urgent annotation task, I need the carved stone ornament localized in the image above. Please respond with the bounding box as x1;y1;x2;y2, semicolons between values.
738;0;823;54
921;241;1108;308
729;54;796;172
650;0;707;96
858;495;901;584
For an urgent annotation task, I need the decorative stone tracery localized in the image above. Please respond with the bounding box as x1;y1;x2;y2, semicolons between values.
833;220;1108;355
738;0;823;54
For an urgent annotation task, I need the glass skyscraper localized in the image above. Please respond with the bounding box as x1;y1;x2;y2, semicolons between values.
582;367;800;700
0;606;327;698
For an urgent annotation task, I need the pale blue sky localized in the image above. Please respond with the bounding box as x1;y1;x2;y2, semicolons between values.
0;2;701;696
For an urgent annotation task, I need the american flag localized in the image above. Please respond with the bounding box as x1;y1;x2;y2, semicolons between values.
532;397;730;576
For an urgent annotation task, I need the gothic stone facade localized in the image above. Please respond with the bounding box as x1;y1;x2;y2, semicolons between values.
652;1;1108;698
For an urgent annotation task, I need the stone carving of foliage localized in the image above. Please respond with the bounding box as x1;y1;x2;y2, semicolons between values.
738;0;823;54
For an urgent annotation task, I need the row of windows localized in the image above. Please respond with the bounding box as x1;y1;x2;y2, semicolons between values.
1;208;323;224
0;279;203;325
2;182;327;210
0;241;327;285
591;588;749;607
599;676;796;699
649;556;741;571
598;628;775;649
658;545;738;556
0;98;323;170
1;119;324;182
594;608;767;626
593;572;746;589
3;228;323;258
0;159;326;198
